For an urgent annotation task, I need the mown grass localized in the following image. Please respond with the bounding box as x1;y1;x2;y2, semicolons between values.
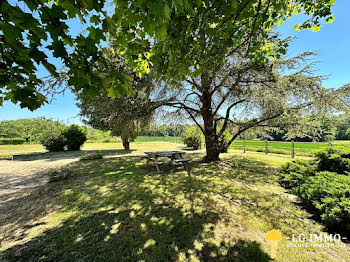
1;138;348;158
229;140;349;157
230;146;315;157
135;136;182;143
0;142;188;159
1;151;349;261
231;141;331;149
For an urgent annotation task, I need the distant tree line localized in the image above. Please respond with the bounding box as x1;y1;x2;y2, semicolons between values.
0;118;110;144
2;115;350;146
262;114;350;142
142;124;190;137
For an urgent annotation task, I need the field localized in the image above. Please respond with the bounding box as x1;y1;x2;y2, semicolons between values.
2;138;349;158
230;140;350;157
0;142;185;158
1;142;349;261
0;136;183;146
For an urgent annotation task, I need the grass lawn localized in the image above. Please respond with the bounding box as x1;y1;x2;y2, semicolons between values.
0;142;188;159
229;140;350;157
1;144;349;261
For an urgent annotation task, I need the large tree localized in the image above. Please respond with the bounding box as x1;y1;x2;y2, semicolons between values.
76;49;175;150
77;84;153;150
3;0;344;160
1;0;336;109
161;46;350;160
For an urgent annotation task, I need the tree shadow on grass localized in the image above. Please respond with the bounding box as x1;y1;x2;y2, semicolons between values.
2;210;270;262
1;156;274;261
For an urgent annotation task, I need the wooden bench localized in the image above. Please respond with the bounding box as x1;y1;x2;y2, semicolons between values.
155;159;190;172
143;151;189;172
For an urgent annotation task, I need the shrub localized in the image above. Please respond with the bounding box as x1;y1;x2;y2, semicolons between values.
0;138;26;145
182;126;203;150
0;154;13;160
79;152;103;160
40;131;67;152
314;146;350;174
297;172;350;232
217;130;232;153
62;125;87;151
279;159;315;189
279;147;350;233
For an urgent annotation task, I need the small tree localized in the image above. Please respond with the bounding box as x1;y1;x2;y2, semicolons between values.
76;50;159;150
182;126;203;150
62;125;87;151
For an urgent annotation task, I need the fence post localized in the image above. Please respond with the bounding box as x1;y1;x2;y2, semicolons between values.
265;140;268;154
291;140;295;158
243;140;246;153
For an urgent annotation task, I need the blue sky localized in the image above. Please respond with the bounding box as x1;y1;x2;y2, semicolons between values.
1;0;349;124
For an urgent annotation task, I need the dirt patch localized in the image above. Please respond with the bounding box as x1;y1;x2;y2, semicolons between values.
0;157;78;206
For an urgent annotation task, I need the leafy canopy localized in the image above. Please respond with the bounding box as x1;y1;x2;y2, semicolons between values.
0;0;335;109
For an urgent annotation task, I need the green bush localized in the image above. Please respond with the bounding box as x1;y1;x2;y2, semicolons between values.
314;146;350;174
79;153;104;160
297;172;350;232
62;125;87;151
40;132;67;152
279;148;350;233
279;159;315;189
182;126;203;149
217;130;232;153
0;138;26;145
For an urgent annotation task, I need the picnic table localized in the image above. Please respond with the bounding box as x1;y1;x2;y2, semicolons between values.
143;150;189;172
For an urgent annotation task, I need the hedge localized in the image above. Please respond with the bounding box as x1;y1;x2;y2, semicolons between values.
279;146;350;234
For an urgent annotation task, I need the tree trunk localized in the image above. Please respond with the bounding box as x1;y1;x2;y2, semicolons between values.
201;88;220;161
122;135;130;150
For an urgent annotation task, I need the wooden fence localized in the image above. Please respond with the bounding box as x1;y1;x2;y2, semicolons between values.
230;140;335;158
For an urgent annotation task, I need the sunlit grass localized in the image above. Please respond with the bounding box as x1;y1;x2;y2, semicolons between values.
1;150;349;261
0;142;190;158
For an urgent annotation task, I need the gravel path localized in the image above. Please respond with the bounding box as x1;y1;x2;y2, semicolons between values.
0;145;202;210
0;157;78;206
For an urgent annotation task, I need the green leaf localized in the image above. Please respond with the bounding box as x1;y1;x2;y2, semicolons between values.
90;15;100;25
48;40;67;58
311;25;321;32
172;0;183;12
156;24;167;40
107;86;123;98
164;4;171;19
42;61;58;76
326;16;335;24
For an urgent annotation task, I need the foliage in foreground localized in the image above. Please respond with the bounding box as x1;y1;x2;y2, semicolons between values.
2;0;335;109
279;147;350;233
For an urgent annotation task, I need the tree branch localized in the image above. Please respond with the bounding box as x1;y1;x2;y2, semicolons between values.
217;99;246;138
